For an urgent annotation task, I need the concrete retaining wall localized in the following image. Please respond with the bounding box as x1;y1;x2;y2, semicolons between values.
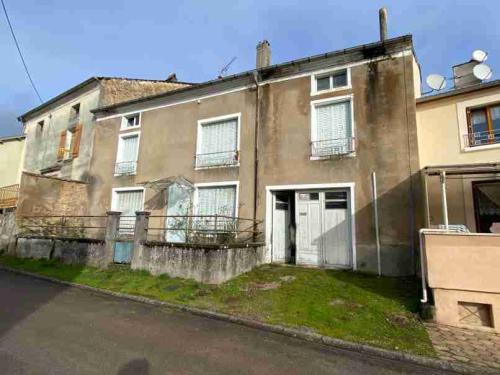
132;242;265;284
16;236;106;267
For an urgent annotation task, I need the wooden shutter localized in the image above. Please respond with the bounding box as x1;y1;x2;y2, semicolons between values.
71;124;82;158
57;130;67;161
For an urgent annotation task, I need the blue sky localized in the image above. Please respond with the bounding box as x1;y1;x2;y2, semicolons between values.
0;0;498;136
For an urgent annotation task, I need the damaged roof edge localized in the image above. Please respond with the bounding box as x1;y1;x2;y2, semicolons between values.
17;77;195;122
92;34;414;116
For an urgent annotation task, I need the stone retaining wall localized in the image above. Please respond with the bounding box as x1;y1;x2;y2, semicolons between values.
132;242;265;284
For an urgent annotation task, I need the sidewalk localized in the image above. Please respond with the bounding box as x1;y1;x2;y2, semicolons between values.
426;323;500;371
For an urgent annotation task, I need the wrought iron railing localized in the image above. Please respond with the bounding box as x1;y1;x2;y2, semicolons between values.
17;215;108;240
147;215;263;245
195;150;239;168
464;130;500;147
0;184;19;209
311;137;355;157
115;161;137;175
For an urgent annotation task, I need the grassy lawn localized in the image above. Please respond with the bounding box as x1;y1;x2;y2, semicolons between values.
0;254;434;356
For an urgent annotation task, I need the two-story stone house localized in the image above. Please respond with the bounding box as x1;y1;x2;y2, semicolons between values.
89;35;422;276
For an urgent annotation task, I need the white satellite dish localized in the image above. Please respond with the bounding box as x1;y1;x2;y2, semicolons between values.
473;63;493;80
426;74;447;91
472;50;488;63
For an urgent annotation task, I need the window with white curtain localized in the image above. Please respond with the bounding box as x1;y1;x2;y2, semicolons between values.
115;132;139;175
196;115;239;168
311;98;354;157
195;185;237;230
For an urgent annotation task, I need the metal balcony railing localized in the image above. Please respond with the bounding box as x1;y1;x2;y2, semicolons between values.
311;137;355;158
0;184;19;209
115;161;137;175
195;150;239;168
464;130;500;147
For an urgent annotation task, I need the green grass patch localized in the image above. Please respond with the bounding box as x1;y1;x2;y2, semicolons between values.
0;255;434;356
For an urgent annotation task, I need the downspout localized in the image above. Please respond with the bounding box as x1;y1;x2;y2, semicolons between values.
252;72;260;243
372;171;381;276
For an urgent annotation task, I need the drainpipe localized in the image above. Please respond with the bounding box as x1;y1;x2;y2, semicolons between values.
371;171;381;276
440;171;449;229
252;72;260;241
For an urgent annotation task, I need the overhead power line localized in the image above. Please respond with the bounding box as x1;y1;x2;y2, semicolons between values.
1;0;43;103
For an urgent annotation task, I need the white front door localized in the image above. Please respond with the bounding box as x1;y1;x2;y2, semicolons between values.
295;192;322;266
272;192;291;262
322;191;351;267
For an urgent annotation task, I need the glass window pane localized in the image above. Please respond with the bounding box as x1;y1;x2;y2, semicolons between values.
316;76;330;91
471;109;488;133
332;71;347;87
490;106;500;131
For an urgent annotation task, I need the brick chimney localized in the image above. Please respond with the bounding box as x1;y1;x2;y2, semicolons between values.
256;40;271;69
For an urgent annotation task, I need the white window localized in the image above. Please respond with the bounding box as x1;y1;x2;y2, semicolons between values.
311;68;350;95
63;128;74;160
195;183;238;230
121;113;141;130
115;131;140;175
311;96;354;158
196;114;240;168
112;188;144;234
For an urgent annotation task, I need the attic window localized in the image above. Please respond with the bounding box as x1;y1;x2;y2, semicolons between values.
312;69;349;95
122;113;141;130
69;103;80;123
37;120;44;135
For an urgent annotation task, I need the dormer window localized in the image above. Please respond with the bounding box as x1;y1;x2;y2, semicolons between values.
312;68;350;95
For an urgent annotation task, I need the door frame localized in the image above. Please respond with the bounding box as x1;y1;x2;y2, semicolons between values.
265;182;356;269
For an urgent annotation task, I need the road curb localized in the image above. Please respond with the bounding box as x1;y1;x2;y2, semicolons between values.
1;265;496;375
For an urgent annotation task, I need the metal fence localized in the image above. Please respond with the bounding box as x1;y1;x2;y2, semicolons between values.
195;150;239;168
464;130;500;147
147;215;263;245
17;215;108;240
0;184;19;209
311;137;355;158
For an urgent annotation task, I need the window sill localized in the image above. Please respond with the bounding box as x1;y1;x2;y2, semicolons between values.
310;85;352;97
119;125;141;132
195;163;240;171
463;143;500;152
310;153;356;161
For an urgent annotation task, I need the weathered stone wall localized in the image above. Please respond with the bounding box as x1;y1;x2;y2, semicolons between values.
15;236;106;267
132;243;265;284
17;172;89;217
100;79;189;107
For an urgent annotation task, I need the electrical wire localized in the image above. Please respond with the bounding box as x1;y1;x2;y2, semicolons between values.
1;0;43;103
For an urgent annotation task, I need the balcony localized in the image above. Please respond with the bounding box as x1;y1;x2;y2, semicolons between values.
311;137;355;158
115;161;137;176
195;150;239;169
0;184;19;209
464;130;500;148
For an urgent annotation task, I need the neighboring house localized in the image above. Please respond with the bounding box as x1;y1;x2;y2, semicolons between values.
0;135;25;212
15;76;190;216
89;34;422;276
417;78;500;233
417;75;500;332
18;77;190;182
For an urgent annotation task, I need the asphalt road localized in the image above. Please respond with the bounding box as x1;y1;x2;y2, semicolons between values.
0;269;456;375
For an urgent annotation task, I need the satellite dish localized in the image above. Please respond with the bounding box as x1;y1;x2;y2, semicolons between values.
473;63;493;80
472;50;488;63
426;74;447;91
